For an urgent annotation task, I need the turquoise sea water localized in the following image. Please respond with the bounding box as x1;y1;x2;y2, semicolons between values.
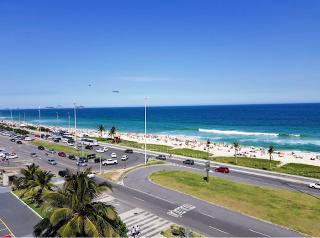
1;103;320;153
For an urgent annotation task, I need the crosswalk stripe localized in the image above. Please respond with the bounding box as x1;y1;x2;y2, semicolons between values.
146;222;172;237
126;214;158;227
122;211;149;223
141;220;172;237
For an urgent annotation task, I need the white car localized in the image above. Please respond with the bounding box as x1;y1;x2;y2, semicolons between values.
5;153;18;159
111;153;117;158
102;159;118;165
24;137;33;141
87;173;95;179
309;182;320;189
121;155;128;161
96;148;106;153
67;142;75;146
0;152;6;158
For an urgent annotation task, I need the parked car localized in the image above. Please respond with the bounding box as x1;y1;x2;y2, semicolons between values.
183;159;194;165
48;149;55;154
156;155;167;160
68;155;76;160
215;166;230;173
121;155;128;161
58;152;66;157
79;157;88;162
10;138;16;142
53;138;60;143
48;159;57;165
67;142;74;146
94;158;106;163
87;173;95;179
96;147;107;153
24;137;32;141
5;153;18;159
102;159;118;165
124;149;133;153
85;145;93;150
30;152;37;158
77;161;87;167
38;145;45;150
16;140;22;144
309;182;320;190
111;153;117;158
58;170;68;177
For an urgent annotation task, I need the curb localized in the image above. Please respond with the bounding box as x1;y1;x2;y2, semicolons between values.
10;191;43;219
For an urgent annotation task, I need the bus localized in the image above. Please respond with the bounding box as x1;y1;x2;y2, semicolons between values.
81;138;99;146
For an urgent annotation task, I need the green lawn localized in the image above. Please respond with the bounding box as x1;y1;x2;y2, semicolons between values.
274;163;320;179
13;191;44;217
213;156;280;170
150;170;320;237
30;140;88;156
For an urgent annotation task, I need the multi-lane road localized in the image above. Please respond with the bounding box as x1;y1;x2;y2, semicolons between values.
0;135;313;236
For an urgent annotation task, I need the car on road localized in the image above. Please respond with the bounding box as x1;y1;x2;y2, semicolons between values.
5;153;18;159
94;157;106;163
215;166;230;173
79;157;88;162
96;147;108;153
38;145;45;150
10;138;16;142
58;152;66;157
24;136;32;141
85;145;93;150
309;182;320;189
124;149;133;153
77;161;88;167
102;158;118;165
53;138;60;143
48;149;55;154
156;155;167;160
0;151;6;158
48;159;57;165
111;153;117;158
68;155;76;160
16;140;22;144
183;159;195;165
58;170;68;177
67;142;75;146
87;173;95;179
121;155;128;161
30;152;37;158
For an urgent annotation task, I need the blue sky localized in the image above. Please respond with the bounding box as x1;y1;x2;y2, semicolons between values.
0;0;319;108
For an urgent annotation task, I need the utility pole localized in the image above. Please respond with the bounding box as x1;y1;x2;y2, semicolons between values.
73;103;77;148
38;106;41;136
205;161;210;182
68;112;70;132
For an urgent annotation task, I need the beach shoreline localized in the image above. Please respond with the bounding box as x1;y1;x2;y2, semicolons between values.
1;119;320;167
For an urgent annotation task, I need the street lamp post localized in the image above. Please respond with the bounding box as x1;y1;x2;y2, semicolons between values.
68;112;70;132
73;103;77;147
144;97;147;165
38;106;41;136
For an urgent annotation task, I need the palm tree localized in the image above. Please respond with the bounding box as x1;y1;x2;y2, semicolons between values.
268;145;274;169
13;163;40;190
97;124;105;137
34;169;124;237
19;169;55;206
109;126;117;139
233;142;240;164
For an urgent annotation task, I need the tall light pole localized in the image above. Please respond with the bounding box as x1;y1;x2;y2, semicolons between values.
10;109;13;125
144;97;147;165
23;112;26;122
68;112;71;132
73;103;77;147
38;106;41;135
56;112;59;123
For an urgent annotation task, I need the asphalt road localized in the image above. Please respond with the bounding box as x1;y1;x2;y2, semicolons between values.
122;165;302;237
0;188;41;237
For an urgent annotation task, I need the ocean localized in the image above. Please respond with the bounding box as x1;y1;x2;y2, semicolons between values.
1;103;320;153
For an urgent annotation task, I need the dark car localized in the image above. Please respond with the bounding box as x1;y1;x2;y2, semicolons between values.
48;149;55;154
38;145;45;150
30;152;37;158
10;138;16;142
94;158;106;163
16;140;22;144
58;152;66;157
124;149;133;153
58;170;68;177
68;155;76;160
53;138;60;143
215;166;230;173
79;157;88;162
156;155;167;160
183;159;194;165
85;145;93;150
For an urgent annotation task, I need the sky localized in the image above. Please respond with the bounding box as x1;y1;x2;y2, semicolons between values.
0;0;320;108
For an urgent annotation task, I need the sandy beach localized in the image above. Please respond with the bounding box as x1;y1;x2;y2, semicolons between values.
2;119;320;167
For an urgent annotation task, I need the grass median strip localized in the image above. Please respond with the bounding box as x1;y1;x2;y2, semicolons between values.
30;140;88;156
150;170;320;237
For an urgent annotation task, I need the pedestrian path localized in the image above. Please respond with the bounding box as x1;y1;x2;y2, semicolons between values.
120;208;172;238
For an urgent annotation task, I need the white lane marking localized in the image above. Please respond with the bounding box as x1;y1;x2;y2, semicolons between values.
209;226;230;235
249;229;270;237
201;212;215;219
133;196;145;202
167;203;195;217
